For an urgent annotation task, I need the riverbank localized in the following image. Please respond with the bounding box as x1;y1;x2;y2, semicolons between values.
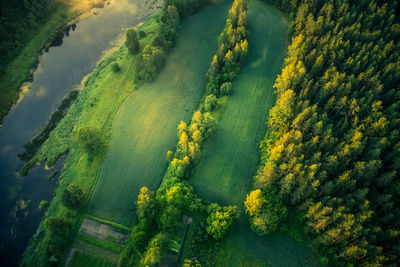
0;0;108;124
20;11;163;266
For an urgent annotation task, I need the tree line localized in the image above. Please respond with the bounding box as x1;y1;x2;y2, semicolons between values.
205;0;248;108
125;0;210;82
246;0;400;265
119;0;250;264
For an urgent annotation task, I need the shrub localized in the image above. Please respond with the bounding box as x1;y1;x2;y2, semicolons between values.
126;28;140;54
206;204;238;240
138;30;146;38
141;232;167;266
76;127;104;156
204;94;217;112
111;62;121;73
220;82;233;95
38;200;49;210
61;183;85;210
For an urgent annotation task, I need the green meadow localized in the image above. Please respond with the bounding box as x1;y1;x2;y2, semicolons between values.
190;0;319;265
87;0;232;226
192;0;287;207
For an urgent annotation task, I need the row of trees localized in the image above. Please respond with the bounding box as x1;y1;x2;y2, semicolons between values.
131;0;210;82
119;179;238;266
247;0;400;265
205;0;248;100
167;111;217;179
120;0;249;264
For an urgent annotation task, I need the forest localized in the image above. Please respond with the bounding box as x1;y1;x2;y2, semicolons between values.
1;0;399;265
246;0;400;265
0;0;57;73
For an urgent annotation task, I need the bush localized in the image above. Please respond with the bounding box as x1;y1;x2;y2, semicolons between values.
139;30;146;38
152;34;165;48
136;45;166;81
126;28;140;54
141;232;168;266
38;200;49;210
220;82;233;95
61;183;85;210
76;127;104;156
111;62;121;73
204;94;217;112
206;203;238;240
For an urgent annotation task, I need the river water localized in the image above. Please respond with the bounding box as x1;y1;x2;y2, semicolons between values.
0;0;160;265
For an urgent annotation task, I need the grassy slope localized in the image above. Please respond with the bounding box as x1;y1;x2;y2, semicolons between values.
21;16;160;265
87;0;232;226
190;0;319;266
0;4;76;123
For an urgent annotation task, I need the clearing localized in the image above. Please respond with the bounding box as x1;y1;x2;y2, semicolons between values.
190;0;320;265
87;0;232;226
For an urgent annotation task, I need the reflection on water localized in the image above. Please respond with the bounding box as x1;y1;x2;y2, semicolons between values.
0;0;161;265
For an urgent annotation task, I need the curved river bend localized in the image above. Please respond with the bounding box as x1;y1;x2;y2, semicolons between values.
0;0;160;265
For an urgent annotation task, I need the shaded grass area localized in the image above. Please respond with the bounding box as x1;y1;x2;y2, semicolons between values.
68;239;119;267
189;0;319;266
87;0;232;226
69;251;103;267
85;214;131;231
191;0;287;206
21;15;161;265
77;233;122;254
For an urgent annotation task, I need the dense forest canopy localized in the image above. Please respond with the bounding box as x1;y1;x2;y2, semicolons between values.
247;0;400;265
0;0;57;73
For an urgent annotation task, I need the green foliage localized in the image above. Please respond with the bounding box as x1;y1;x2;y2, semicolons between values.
206;204;238;240
159;206;181;231
140;232;168;266
245;187;287;235
61;183;85;210
44;216;72;235
0;0;57;74
119;219;153;267
137;187;158;220
76;127;104;156
220;82;233;95
39;200;49;210
69;251;102;267
205;0;248;96
204;94;218;112
111;62;121;73
136;44;166;81
184;258;202;266
42;216;73;264
251;0;400;265
126;28;140;54
166;150;174;161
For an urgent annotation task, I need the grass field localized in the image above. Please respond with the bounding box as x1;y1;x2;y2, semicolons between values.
87;0;232;226
190;0;320;265
69;251;103;267
191;0;287;206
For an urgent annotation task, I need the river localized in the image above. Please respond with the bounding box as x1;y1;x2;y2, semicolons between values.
0;0;161;265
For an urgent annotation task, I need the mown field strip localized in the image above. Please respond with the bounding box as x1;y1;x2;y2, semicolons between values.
191;0;288;206
190;0;320;265
87;0;232;226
